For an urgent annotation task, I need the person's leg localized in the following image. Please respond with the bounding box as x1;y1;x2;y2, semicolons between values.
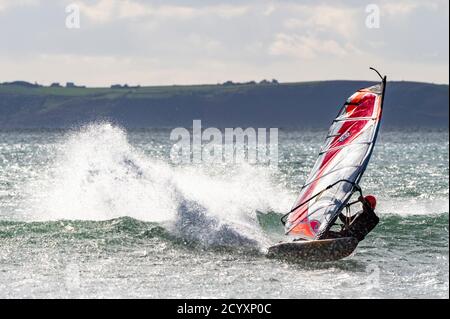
321;230;347;239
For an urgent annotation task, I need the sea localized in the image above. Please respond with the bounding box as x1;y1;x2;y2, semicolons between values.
0;123;448;298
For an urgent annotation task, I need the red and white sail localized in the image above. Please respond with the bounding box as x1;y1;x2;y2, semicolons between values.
285;78;386;240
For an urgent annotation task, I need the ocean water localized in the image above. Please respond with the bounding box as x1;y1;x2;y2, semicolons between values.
0;123;448;298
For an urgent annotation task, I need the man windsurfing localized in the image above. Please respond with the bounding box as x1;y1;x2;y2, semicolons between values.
270;68;387;261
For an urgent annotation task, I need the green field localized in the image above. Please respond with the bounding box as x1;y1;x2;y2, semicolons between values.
0;80;448;128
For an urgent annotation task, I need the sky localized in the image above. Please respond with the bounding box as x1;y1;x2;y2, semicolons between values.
0;0;448;87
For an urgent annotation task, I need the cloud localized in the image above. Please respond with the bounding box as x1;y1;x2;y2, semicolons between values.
269;33;355;59
380;0;444;17
269;4;361;60
263;3;276;16
77;0;116;23
0;0;39;12
76;0;249;23
282;4;358;39
186;34;222;53
381;2;420;16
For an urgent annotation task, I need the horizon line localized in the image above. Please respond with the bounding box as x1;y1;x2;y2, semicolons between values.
1;78;448;89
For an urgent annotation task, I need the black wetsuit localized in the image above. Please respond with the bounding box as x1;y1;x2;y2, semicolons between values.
322;199;379;242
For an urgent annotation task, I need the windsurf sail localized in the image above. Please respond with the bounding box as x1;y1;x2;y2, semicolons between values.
283;68;386;240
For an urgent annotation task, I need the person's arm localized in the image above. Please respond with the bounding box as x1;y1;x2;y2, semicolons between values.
338;213;352;224
339;199;363;224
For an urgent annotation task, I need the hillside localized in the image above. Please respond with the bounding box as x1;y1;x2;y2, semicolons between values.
0;80;448;128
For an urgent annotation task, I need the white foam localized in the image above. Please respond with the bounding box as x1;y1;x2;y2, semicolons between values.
377;197;449;216
22;123;294;247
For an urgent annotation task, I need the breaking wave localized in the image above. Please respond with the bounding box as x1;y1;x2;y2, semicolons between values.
22;123;294;249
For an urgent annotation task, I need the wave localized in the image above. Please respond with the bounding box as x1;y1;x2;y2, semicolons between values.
20;123;293;249
17;123;448;250
377;197;449;216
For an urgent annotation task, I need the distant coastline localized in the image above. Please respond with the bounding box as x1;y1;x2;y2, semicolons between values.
1;80;448;129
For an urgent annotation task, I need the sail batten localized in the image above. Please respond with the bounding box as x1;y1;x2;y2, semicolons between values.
333;117;377;122
319;142;372;155
299;164;366;190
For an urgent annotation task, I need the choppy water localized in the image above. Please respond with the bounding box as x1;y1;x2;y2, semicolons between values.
0;123;448;298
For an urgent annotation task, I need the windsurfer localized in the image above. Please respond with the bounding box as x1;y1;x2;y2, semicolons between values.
322;195;379;242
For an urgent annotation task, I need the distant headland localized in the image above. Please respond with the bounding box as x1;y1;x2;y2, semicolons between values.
0;79;448;129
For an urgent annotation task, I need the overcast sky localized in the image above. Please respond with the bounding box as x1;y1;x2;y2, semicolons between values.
0;0;448;86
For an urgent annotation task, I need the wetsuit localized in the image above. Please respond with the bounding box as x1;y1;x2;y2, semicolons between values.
322;197;379;242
